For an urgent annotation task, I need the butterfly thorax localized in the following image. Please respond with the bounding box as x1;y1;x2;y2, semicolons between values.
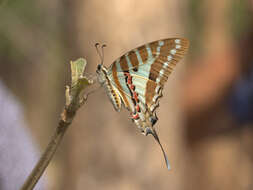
96;64;107;84
96;64;122;112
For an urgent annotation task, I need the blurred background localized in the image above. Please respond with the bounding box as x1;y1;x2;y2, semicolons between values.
0;0;253;189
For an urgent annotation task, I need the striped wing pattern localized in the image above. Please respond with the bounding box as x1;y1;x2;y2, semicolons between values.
103;38;189;170
108;38;189;128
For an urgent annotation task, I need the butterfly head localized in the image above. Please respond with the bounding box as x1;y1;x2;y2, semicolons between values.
95;42;108;84
96;64;108;84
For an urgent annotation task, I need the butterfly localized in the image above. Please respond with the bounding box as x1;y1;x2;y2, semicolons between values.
96;38;189;170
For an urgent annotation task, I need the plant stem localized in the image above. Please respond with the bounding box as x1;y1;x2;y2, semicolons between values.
20;107;76;190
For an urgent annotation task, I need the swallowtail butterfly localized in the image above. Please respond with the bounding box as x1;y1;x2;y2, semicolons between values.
96;38;189;170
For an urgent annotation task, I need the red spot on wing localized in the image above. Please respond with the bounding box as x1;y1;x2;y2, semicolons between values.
136;105;140;112
124;72;132;84
132;113;139;120
127;76;132;84
133;92;138;102
124;71;141;115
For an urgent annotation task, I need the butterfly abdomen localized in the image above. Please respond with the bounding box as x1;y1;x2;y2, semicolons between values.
104;79;122;112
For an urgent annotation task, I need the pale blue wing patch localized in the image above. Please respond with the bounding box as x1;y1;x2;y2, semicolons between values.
109;73;147;103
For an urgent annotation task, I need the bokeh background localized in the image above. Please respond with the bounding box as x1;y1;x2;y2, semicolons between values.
1;0;253;189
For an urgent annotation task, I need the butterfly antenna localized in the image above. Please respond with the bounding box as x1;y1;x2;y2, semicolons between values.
101;44;107;65
146;128;171;171
95;42;103;64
